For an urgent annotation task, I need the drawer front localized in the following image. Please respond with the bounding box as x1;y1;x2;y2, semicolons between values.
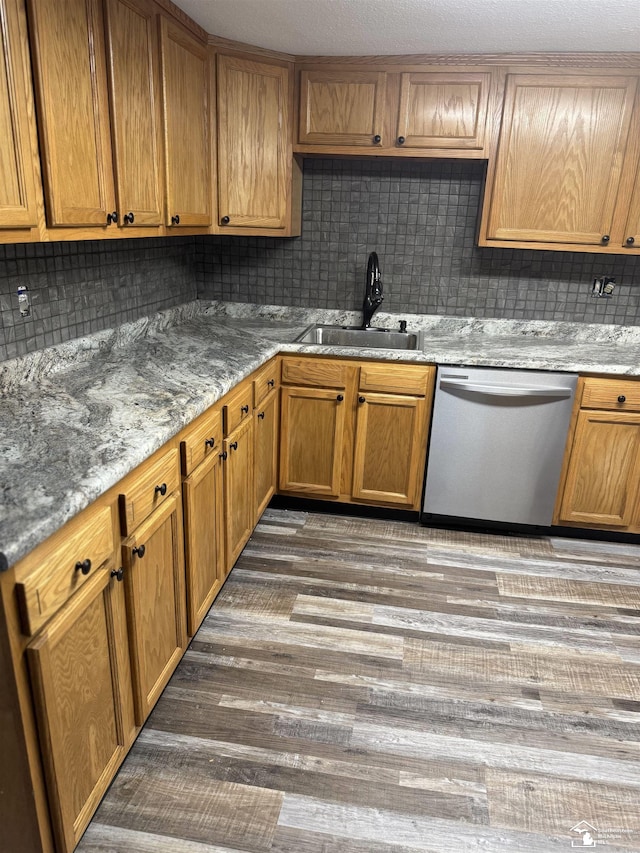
581;378;640;412
119;447;180;535
224;381;253;435
16;504;115;636
359;362;434;396
253;358;280;407
181;406;222;476
281;356;348;388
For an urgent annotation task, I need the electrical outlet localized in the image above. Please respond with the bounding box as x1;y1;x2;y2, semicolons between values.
602;276;616;297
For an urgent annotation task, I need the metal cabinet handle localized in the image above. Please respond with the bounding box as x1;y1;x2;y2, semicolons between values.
267;379;275;387
373;134;381;144
221;216;230;225
258;411;265;419
397;136;405;145
230;441;238;451
358;396;366;404
602;235;610;244
626;237;635;245
106;211;118;225
155;483;167;496
132;544;146;559
219;451;227;461
241;405;249;414
205;437;216;448
111;567;124;582
618;395;626;403
123;212;135;224
171;214;180;225
75;558;91;575
336;394;344;402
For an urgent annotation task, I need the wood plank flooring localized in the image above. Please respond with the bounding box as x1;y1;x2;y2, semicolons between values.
78;510;640;852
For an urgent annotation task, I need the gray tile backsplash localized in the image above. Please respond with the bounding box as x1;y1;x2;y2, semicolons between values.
0;237;196;361
197;158;640;324
2;157;640;362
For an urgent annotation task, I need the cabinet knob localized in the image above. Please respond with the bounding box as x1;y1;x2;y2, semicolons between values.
626;237;635;245
258;411;265;419
397;136;405;145
106;211;118;225
155;483;167;496
75;558;92;575
358;396;366;404
601;234;610;244
241;404;249;414
132;544;146;559
205;437;216;448
373;134;381;144
221;216;230;225
219;451;228;461
618;395;626;403
171;214;180;225
123;211;135;224
111;567;124;582
336;394;344;402
267;379;275;387
230;441;238;451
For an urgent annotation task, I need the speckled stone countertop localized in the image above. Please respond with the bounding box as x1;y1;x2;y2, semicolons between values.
2;299;640;571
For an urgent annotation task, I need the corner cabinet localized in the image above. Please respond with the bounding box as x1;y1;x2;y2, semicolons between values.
555;378;640;531
296;66;493;157
216;53;300;235
479;70;640;254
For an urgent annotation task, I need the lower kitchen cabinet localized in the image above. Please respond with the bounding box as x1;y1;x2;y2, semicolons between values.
254;387;279;519
122;492;187;724
26;564;135;853
556;377;640;531
223;415;254;572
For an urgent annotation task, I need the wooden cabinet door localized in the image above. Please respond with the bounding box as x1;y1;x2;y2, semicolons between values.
352;392;427;508
279;386;346;497
483;73;638;246
622;160;640;251
558;410;640;529
123;493;187;724
223;416;254;572
0;0;39;228
159;17;211;227
396;71;491;152
183;449;224;636
254;388;279;522
104;0;163;227
27;567;134;853
298;69;386;147
27;0;116;227
217;54;290;229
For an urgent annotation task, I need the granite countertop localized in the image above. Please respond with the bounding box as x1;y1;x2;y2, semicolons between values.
2;299;640;572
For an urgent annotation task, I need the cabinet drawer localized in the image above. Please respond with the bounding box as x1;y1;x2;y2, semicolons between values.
224;381;253;435
119;447;180;536
16;504;115;636
281;356;348;388
359;362;433;395
253;358;280;407
581;378;640;412
181;406;222;476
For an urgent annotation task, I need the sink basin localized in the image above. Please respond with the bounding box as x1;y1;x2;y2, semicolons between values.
295;324;419;350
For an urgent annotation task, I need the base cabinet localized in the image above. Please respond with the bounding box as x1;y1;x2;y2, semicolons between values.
254;388;279;519
27;567;134;853
223;415;254;572
556;378;640;531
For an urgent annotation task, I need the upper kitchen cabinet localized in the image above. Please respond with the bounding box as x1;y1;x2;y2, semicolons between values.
159;17;212;228
27;0;116;228
216;53;301;235
103;0;164;228
0;0;42;234
295;66;493;157
479;70;640;254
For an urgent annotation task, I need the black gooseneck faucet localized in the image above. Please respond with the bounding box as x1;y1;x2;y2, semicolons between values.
362;251;383;328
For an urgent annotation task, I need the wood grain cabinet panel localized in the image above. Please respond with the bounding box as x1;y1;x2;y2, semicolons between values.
352;392;427;508
27;0;116;227
279;385;346;497
217;54;291;231
0;0;40;229
27;567;134;853
558;410;640;529
481;72;639;248
122;493;187;724
159;17;211;227
298;69;386;147
254;388;279;521
183;448;224;635
103;0;163;228
223;415;254;572
623;160;640;250
396;71;490;151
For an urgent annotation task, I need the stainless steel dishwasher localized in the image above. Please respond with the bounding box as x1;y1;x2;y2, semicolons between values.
422;366;578;527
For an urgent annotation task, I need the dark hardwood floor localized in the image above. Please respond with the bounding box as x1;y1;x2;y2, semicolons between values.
78;509;640;852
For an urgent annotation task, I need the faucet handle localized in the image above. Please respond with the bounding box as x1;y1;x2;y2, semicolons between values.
399;320;407;333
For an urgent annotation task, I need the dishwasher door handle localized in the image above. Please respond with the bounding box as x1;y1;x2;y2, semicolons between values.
440;378;574;398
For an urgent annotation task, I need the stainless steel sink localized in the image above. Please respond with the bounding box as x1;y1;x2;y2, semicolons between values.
295;324;419;350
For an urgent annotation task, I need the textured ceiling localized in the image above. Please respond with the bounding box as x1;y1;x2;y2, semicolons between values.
172;0;640;56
